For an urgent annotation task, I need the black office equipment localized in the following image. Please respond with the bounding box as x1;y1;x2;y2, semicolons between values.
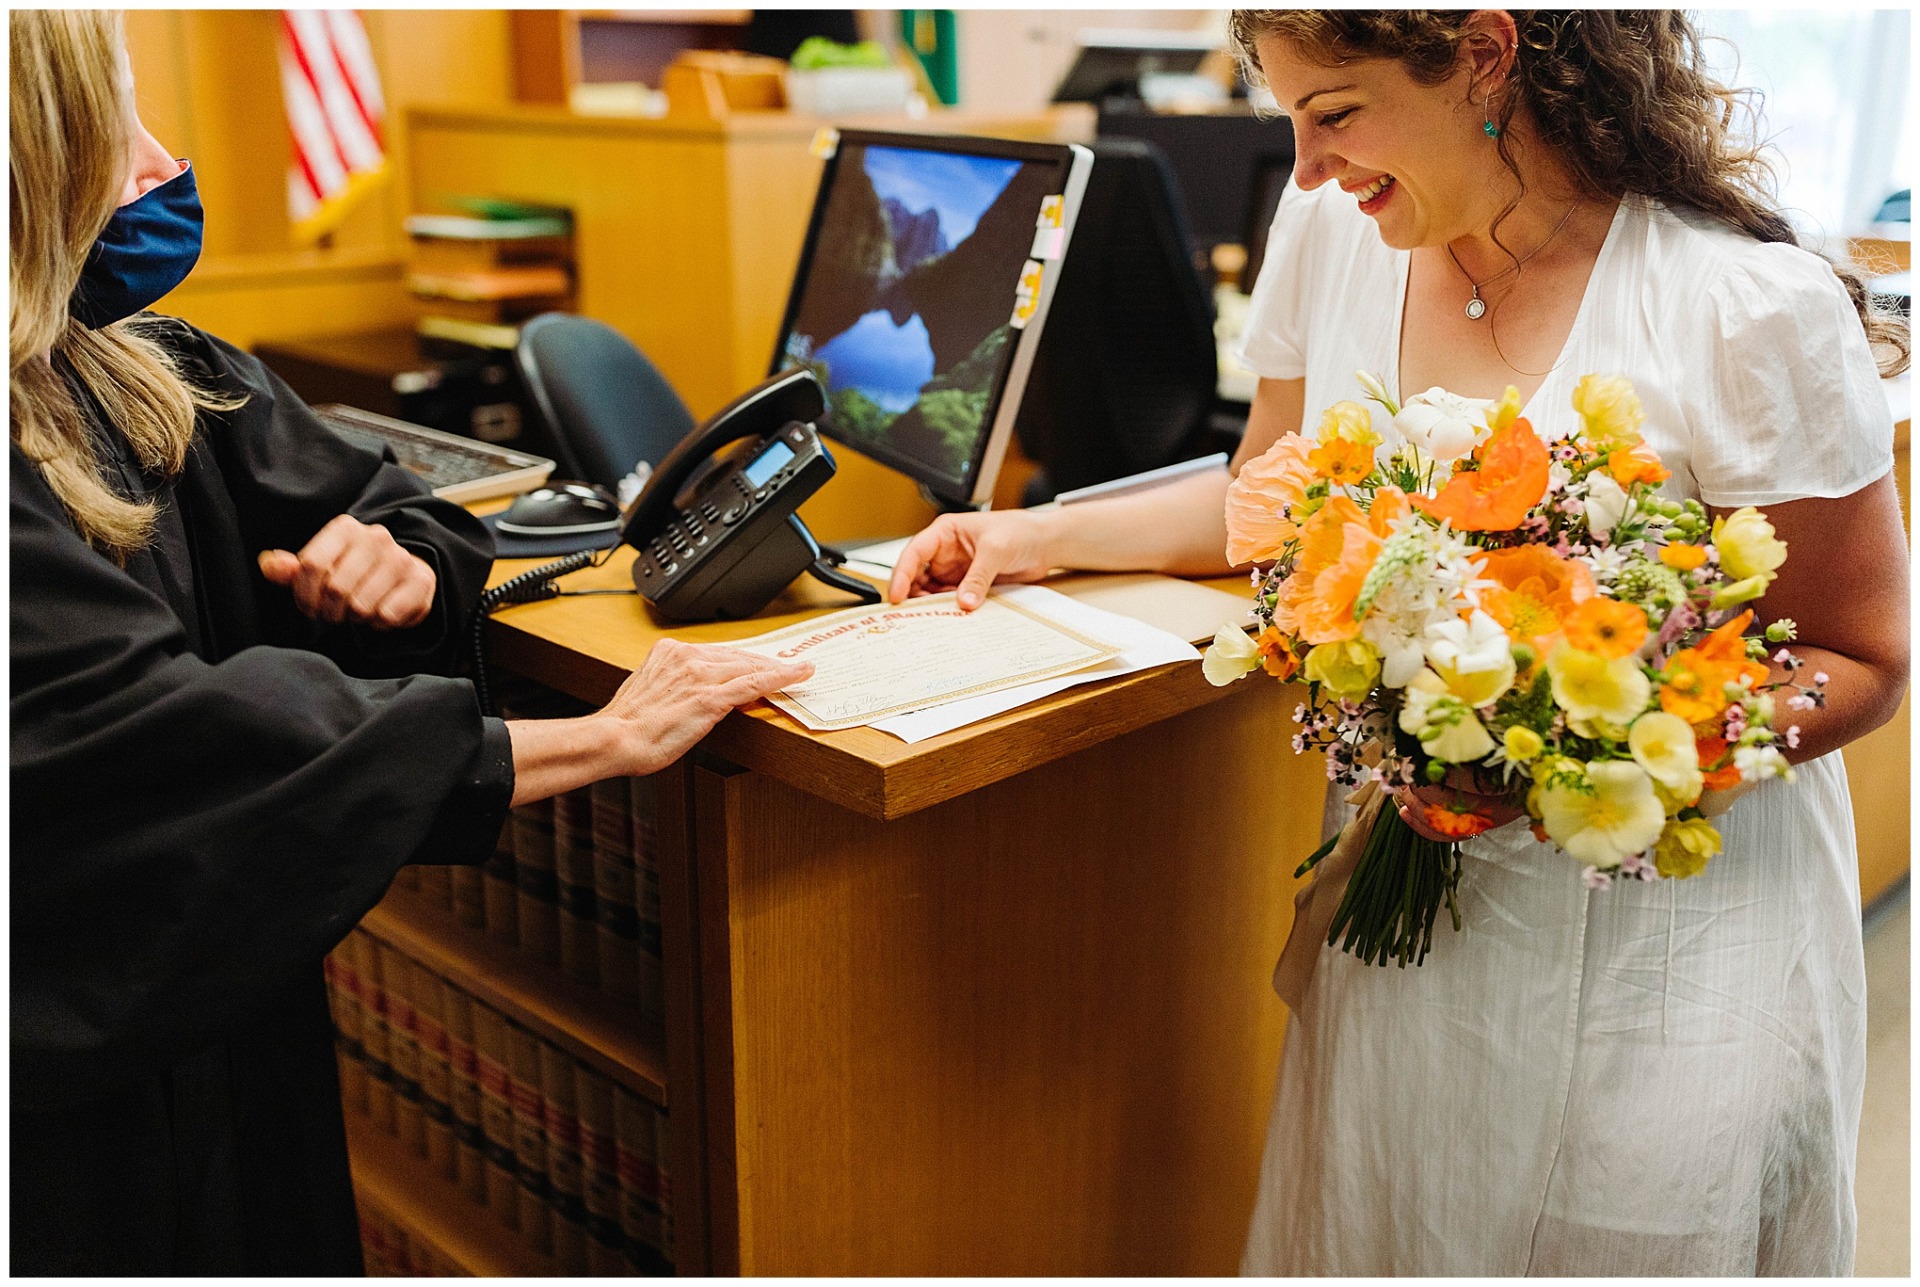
1012;139;1231;504
1095;103;1294;264
1238;152;1297;296
1051;31;1216;106
514;312;699;491
619;367;875;621
497;483;623;536
769;128;1093;509
312;403;553;503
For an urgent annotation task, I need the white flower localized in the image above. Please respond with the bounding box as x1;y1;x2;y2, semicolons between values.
1584;472;1630;540
1363;619;1429;689
1538;760;1667;869
1733;743;1794;782
1399;668;1497;762
1628;711;1704;795
1547;461;1573;494
1202;624;1260;686
1424;610;1517;707
1393;388;1492;462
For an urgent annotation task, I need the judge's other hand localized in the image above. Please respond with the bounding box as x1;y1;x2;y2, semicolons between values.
887;510;1054;612
1392;764;1528;843
598;639;814;778
258;514;438;630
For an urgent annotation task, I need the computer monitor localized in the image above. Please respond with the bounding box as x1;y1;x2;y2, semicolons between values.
770;129;1093;508
1051;29;1218;106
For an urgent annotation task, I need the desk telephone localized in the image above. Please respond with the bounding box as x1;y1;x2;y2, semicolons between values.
474;368;880;712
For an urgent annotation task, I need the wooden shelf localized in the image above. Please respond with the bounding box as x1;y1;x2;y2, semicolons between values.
346;1107;558;1278
361;884;669;1107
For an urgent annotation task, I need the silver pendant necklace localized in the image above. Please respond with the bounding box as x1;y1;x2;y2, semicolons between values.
1446;202;1579;321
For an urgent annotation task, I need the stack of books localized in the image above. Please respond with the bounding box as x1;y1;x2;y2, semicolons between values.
325;927;674;1276
405;203;575;336
394;685;667;1028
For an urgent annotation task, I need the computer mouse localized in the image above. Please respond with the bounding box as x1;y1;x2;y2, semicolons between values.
496;482;623;535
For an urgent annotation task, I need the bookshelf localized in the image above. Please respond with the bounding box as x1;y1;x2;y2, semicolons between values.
346;1109;558;1277
363;884;668;1108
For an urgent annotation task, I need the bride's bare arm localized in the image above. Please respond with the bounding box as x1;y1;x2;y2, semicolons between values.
889;379;1306;607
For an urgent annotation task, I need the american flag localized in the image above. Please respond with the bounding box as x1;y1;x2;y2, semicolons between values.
278;10;387;244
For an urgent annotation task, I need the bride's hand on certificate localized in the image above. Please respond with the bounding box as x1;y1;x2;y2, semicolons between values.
599;640;813;776
888;510;1055;611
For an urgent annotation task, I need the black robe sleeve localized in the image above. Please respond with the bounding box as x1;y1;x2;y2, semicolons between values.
10;354;514;1104
174;325;496;677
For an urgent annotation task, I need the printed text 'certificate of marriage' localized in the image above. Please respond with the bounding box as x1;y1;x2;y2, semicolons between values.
730;586;1130;732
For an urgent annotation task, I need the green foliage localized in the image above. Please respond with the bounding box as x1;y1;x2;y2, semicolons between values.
829;386;895;447
791;37;893;70
915;388;986;475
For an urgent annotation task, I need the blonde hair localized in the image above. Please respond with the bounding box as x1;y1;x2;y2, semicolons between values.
10;9;240;559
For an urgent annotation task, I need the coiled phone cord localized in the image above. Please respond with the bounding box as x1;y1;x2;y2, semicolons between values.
470;548;605;717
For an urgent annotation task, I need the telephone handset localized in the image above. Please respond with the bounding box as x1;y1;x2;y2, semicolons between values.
618;367;881;622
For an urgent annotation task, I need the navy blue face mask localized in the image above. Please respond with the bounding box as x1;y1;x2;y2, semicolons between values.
69;160;203;329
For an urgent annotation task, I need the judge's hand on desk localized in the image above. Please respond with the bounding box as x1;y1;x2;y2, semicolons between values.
507;641;814;807
888;509;1055;611
258;514;437;630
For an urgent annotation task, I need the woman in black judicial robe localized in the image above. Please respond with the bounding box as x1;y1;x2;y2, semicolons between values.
10;12;809;1274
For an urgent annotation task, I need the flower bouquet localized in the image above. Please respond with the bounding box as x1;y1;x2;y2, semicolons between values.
1205;373;1823;968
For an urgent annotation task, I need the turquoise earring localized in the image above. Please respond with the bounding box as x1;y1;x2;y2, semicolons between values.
1484;118;1500;139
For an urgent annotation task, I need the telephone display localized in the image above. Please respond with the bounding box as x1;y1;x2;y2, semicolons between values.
616;367;881;622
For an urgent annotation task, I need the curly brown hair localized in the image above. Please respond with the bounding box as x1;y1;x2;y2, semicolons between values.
1228;9;1908;377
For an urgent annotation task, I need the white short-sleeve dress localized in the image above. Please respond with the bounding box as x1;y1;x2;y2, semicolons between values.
1234;177;1894;1277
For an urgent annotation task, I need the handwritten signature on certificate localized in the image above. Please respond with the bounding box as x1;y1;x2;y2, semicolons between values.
729;588;1130;731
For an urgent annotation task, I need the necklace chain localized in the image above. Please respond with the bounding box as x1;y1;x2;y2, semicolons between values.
1446;203;1579;322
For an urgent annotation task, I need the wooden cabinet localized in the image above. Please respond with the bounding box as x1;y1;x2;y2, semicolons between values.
510;10;752;106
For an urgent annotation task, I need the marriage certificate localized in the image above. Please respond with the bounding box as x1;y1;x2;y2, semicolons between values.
730;586;1131;732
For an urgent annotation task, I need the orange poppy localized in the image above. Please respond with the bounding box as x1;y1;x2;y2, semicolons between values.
1255;626;1300;680
1660;543;1708;571
1562;597;1649;659
1608;441;1671;487
1476;544;1596;653
1309;436;1375;486
1419;798;1501;840
1693;609;1770;688
1694;734;1743;791
1411;418;1552;531
1296;488;1411;644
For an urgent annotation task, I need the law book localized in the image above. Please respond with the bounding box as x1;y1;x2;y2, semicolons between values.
322;947;368;1113
409;956;457;1182
450;862;488;931
376;939;426;1156
512;798;561;966
655;1103;674;1266
632;774;667;1025
440;979;488;1203
416;862;454;914
357;1206;404;1277
406;264;573;303
573;1063;628;1276
540;1039;591;1274
470;999;521;1229
506;1020;554;1257
554;786;600;987
410;231;572;276
614;1083;668;1266
483;804;520;947
440;977;489;1203
590;778;641;1003
349;930;396;1133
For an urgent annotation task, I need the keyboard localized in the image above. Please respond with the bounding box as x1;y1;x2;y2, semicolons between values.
314;404;553;504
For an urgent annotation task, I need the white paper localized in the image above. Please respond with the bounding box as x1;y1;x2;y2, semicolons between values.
729;585;1137;732
870;602;1199;743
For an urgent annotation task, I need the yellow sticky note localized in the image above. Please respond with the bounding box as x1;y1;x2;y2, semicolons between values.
809;127;840;160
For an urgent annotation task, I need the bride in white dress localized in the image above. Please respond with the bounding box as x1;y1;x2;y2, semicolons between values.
887;10;1908;1275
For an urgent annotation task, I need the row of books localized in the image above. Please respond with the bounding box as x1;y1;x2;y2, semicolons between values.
393;769;665;1025
358;1204;464;1278
326;927;672;1276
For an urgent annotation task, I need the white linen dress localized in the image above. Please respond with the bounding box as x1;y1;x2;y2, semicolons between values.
1234;177;1893;1276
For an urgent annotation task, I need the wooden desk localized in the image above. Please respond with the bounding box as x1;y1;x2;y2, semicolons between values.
475;550;1319;1274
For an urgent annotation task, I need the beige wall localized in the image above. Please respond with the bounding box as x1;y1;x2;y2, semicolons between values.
954;10;1224;113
